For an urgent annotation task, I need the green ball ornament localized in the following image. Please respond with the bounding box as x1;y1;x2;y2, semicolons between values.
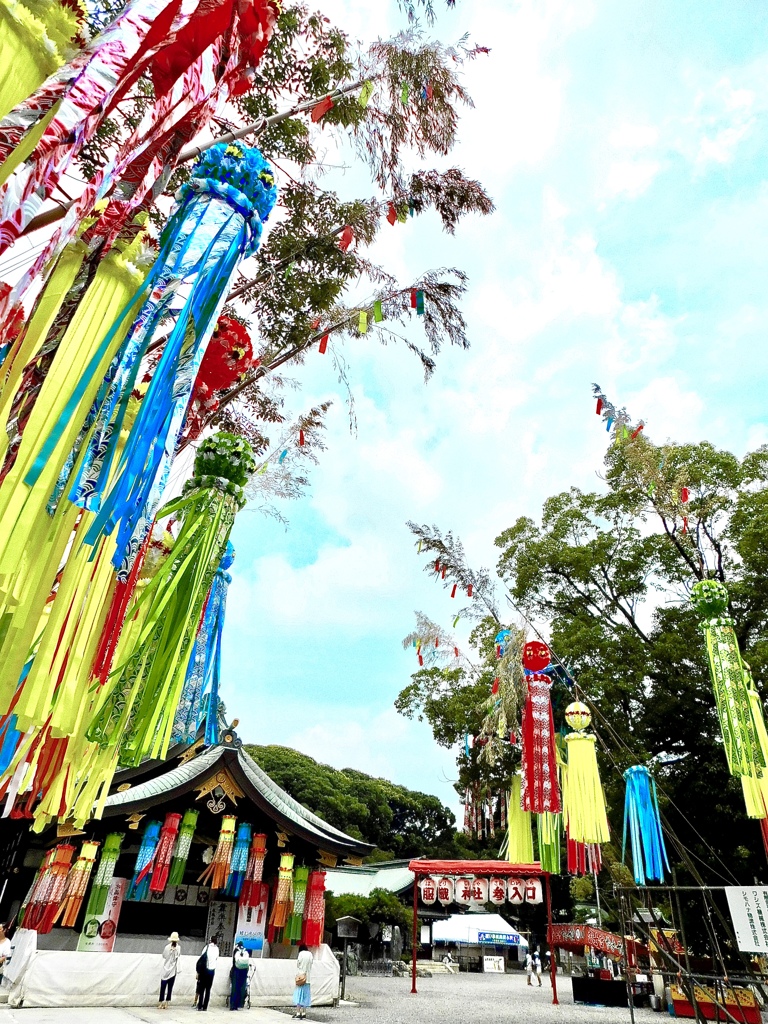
565;701;591;732
194;432;255;487
690;580;729;617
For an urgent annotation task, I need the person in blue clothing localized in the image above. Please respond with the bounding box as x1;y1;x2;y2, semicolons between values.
230;941;250;1010
292;943;313;1020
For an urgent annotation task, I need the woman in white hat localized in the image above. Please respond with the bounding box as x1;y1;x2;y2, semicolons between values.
159;931;182;1008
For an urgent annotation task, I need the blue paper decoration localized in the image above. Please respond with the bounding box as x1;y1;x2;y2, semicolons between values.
622;764;670;884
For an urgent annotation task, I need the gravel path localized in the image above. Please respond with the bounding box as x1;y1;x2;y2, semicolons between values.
277;972;660;1024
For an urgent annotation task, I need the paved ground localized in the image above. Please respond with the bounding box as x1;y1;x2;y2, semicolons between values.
0;973;677;1024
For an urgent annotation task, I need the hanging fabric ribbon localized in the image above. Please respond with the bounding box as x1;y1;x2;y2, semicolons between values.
691;580;764;780
149;812;182;894
129;820;161;901
520;641;560;814
24;842;75;932
302;870;326;946
562;701;610;845
241;832;268;909
537;812;561;874
224;822;252;898
54;839;100;927
168;808;199;886
622;765;669;885
267;852;295;940
286;865;309;942
172;541;235;747
507;774;534;863
85;832;124;917
198;815;237;889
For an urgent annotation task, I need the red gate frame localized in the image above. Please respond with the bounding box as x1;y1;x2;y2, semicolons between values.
407;860;557;1004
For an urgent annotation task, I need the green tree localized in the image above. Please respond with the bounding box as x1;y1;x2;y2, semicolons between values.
400;410;768;887
324;888;412;933
245;743;463;857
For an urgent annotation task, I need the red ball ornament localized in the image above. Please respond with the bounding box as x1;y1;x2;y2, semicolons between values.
196;316;254;394
522;640;550;671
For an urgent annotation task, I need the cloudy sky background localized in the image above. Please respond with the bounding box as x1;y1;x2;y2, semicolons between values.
224;0;768;821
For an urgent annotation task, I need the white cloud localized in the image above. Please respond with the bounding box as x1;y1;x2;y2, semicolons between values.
605;159;661;199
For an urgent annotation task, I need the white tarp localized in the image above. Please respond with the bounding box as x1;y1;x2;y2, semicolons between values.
9;942;339;1008
431;913;528;947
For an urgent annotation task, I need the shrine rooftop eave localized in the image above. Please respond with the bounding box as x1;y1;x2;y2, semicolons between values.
102;743;373;858
408;860;544;876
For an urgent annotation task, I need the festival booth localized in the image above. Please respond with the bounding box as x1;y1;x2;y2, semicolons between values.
431;912;528;970
0;728;371;1007
408;860;557;1002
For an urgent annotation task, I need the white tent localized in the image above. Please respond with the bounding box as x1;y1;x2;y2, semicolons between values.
431;913;528;948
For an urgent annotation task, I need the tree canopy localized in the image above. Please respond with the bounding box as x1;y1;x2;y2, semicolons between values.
245;743;467;858
399;405;768;886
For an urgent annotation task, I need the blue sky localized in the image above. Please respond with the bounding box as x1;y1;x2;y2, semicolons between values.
223;0;768;821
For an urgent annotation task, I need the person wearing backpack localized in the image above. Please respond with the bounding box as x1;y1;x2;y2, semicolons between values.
229;940;250;1010
292;943;313;1020
196;935;220;1011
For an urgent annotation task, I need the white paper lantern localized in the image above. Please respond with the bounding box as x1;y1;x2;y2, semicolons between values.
454;877;473;906
507;877;525;905
419;876;437;905
437;877;454;905
525;878;543;904
489;878;507;905
471;877;488;903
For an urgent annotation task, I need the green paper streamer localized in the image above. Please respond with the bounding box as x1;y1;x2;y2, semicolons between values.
397;207;408;223
358;81;374;107
373;300;383;323
416;289;425;315
400;82;409;105
537;812;561;874
85;832;124;917
169;809;199;885
507;775;534;862
284;262;295;279
358;310;368;334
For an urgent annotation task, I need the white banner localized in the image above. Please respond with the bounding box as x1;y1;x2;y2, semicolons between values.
77;877;128;952
235;883;269;952
725;887;768;952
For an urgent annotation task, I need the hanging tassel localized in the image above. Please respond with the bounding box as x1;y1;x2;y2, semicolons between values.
691;581;763;780
622;765;669;884
520;642;560;813
85;833;124;917
241;833;268;908
507;775;534;863
168;809;199;886
54;840;100;928
538;812;561;874
268;852;295;940
198;815;237;890
225;822;252;898
150;813;182;894
567;833;602;876
302;870;326;946
129;821;162;901
286;865;309;942
562;703;610;844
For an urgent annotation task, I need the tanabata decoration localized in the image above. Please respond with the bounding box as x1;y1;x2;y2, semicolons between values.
198;814;236;889
18;846;57;928
622;765;669;885
172;541;235;747
537;812;561;874
85;832;124;917
268;852;295;938
64;144;275;569
520;640;560;814
691;580;765;785
23;842;75;932
128;820;161;901
507;774;534;863
54;838;99;927
567;837;601;876
182;316;254;442
302;870;326;947
241;832;267;908
149;811;182;893
86;433;255;780
224;821;252;898
168;808;199;886
286;865;309;942
562;701;610;846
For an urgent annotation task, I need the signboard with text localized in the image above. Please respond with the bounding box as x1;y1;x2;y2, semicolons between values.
235;883;269;952
726;887;768;953
478;932;520;946
78;877;127;952
483;956;505;973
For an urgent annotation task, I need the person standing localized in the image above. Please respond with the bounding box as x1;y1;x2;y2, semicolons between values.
158;932;181;1008
525;950;533;986
197;935;220;1011
230;941;250;1010
292;943;313;1020
533;950;542;987
0;924;11;982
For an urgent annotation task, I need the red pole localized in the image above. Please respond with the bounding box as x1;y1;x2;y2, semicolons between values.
545;872;558;1005
411;877;418;994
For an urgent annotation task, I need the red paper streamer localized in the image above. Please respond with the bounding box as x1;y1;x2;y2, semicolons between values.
299;429;305;447
491;677;499;695
318;334;328;354
311;317;321;329
311;96;334;122
450;583;457;598
426;83;433;99
441;566;446;579
596;398;603;415
387;203;397;225
520;673;561;814
418;654;424;666
434;638;439;649
467;584;473;597
410;288;418;308
631;423;644;439
683;516;688;534
681;487;689;503
434;559;440;572
454;647;459;657
339;226;354;252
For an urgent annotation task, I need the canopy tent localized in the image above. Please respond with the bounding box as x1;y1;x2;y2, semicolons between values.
432;913;528;948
